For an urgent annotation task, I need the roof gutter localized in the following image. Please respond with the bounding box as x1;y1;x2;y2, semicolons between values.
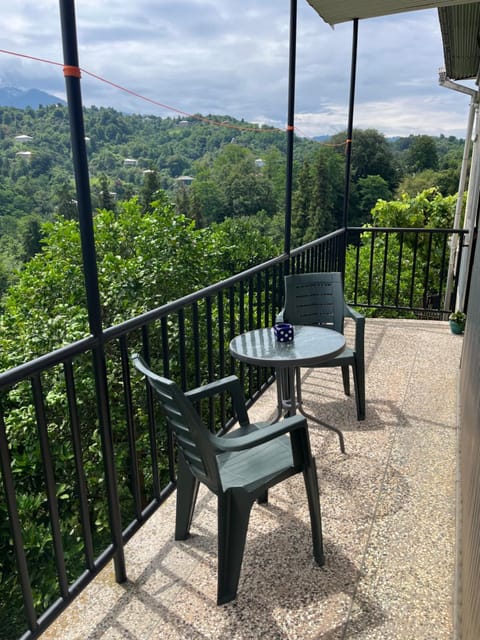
439;68;479;312
438;68;478;98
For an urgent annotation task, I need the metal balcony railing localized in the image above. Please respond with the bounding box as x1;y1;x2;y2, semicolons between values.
0;226;466;640
345;227;468;317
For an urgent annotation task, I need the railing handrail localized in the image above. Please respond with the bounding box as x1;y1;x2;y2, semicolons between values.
0;336;97;389
348;226;467;234
289;227;345;254
103;252;290;340
0;226;467;390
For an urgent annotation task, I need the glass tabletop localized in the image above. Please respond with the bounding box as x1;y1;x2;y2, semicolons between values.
229;325;345;368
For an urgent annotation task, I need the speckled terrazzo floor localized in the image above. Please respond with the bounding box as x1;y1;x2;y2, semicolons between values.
41;319;462;640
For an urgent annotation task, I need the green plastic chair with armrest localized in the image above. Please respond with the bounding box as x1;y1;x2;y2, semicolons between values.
131;353;324;605
277;271;365;420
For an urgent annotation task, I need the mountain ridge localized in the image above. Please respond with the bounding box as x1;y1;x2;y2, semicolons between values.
0;87;65;109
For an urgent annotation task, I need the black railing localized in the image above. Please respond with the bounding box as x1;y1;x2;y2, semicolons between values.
0;226;465;639
345;227;468;318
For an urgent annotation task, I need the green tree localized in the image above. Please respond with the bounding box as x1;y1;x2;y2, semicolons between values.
292;146;343;244
407;135;439;172
330;128;399;189
356;175;392;221
18;215;44;261
139;168;161;213
93;174;116;212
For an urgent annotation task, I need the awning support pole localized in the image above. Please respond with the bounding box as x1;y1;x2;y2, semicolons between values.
284;0;298;262
341;17;359;278
58;0;126;583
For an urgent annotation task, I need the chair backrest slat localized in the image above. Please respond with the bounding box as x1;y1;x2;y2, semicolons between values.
283;272;345;333
132;354;222;492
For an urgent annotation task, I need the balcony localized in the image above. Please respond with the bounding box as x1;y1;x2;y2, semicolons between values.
14;1;475;636
0;228;467;640
38;316;461;639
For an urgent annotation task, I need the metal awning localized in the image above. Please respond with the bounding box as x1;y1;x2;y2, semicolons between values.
306;0;478;26
306;1;480;81
439;3;480;80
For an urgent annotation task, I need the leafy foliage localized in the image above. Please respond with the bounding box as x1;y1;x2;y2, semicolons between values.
0;194;277;638
345;189;458;316
0;105;466;299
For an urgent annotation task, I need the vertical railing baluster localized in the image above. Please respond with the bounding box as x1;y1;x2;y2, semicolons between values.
248;277;255;330
31;374;69;599
264;269;271;327
217;291;226;426
239;281;245;334
217;292;225;379
64;360;94;569
381;232;389;308
228;286;236;376
367;231;376;305
423;232;434;307
256;271;263;328
410;232;419;308
178;309;187;391
206;297;215;431
0;408;37;634
354;233;360;305
395;232;404;307
141;325;162;494
247;278;254;396
192;302;201;388
119;337;142;519
439;232;448;308
160;317;170;379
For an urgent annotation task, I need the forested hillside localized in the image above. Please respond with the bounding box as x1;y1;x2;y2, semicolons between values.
0;103;465;298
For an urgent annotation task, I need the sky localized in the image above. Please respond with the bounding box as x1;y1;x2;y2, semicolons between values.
0;0;476;139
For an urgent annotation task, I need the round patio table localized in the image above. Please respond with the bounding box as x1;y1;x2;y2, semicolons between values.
229;325;346;452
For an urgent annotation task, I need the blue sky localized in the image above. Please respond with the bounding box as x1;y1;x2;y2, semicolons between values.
0;0;476;138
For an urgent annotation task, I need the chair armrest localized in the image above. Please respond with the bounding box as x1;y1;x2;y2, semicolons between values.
344;304;365;357
344;303;363;322
275;310;284;323
185;375;249;427
212;415;307;452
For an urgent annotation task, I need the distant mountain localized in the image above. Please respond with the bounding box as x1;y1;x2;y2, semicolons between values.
0;87;66;109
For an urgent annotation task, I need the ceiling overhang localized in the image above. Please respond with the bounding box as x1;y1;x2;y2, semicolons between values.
438;3;480;80
306;1;480;81
305;0;478;26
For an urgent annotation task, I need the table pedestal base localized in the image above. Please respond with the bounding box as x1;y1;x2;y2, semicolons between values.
274;367;345;454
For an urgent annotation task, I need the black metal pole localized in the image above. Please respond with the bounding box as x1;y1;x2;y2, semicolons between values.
284;0;298;261
58;0;126;582
59;2;101;337
341;18;359;277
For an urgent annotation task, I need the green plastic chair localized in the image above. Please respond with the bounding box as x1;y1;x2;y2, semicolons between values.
131;353;324;605
278;272;366;420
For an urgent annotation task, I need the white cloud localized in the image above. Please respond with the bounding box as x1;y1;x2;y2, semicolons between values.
295;94;473;139
0;1;475;138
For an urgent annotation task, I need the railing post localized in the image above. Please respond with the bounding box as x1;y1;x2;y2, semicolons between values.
58;0;126;582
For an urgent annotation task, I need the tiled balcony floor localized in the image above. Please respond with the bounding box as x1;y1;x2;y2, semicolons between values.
42;319;462;639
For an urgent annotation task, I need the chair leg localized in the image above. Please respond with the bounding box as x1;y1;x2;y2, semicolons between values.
352;359;366;421
175;454;199;540
217;490;253;605
341;365;350;396
303;457;324;566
